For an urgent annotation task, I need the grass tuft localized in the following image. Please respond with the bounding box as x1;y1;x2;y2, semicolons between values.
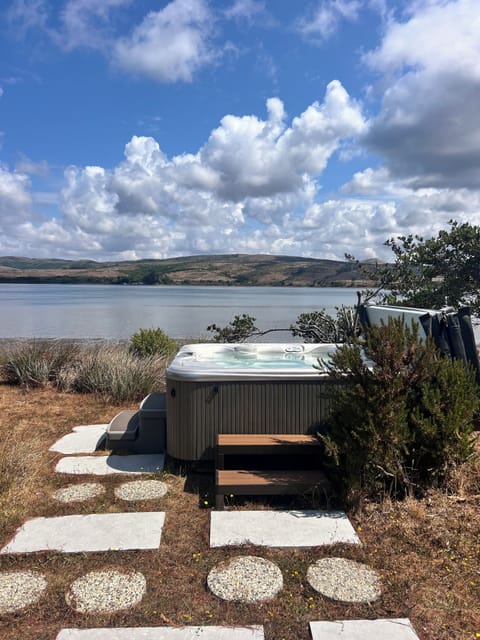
0;340;171;402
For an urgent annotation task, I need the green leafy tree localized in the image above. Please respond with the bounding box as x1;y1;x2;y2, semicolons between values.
207;314;259;343
367;221;480;315
321;318;478;501
290;306;358;343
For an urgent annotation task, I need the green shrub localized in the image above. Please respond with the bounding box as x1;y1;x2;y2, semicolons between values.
129;328;177;358
321;318;479;501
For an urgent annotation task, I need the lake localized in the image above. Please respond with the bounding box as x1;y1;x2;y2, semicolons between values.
0;283;361;340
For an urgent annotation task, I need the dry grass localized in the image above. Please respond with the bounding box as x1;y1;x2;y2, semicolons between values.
0;384;479;640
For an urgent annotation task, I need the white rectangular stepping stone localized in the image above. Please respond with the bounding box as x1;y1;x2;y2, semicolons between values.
0;512;165;554
56;626;265;639
50;425;108;454
310;619;420;639
55;454;165;475
210;510;360;548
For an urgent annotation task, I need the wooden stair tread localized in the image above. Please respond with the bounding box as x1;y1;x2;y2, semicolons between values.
216;468;326;488
218;434;320;447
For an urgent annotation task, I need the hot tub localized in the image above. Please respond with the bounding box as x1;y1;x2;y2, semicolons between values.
166;343;341;461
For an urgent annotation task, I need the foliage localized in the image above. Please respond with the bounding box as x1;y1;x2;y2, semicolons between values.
70;345;167;402
1;340;81;387
207;307;359;343
364;221;480;315
129;327;177;357
0;340;170;402
321;318;478;501
207;314;258;342
290;306;358;343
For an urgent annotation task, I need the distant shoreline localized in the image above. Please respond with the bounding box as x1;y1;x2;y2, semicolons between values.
0;253;379;288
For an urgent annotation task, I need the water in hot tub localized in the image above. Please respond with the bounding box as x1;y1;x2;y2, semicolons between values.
196;345;333;370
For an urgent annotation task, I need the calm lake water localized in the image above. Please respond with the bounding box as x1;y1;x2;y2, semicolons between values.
0;283;360;340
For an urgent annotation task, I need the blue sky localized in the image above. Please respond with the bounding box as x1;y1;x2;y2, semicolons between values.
1;0;480;261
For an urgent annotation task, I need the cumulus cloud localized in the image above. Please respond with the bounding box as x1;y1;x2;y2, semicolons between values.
297;0;362;41
113;0;215;82
193;80;366;201
0;165;33;224
364;0;480;188
53;83;368;259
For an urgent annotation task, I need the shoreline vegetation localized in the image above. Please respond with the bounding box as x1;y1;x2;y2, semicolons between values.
0;254;379;287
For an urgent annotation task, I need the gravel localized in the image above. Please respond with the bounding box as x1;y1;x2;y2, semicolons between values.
207;555;283;603
0;571;47;613
66;570;146;613
52;482;106;503
307;557;381;603
114;479;168;501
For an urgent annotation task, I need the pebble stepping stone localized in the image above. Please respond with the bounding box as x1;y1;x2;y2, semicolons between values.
0;570;47;613
309;618;420;639
0;512;165;554
55;454;165;475
56;627;265;639
66;570;146;613
210;510;360;548
307;557;381;603
114;479;168;501
52;483;106;503
50;425;108;454
207;555;283;602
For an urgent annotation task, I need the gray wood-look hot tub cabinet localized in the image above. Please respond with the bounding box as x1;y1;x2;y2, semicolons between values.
165;377;339;461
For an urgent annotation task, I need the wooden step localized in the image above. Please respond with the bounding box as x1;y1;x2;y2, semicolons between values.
215;469;328;508
216;433;322;470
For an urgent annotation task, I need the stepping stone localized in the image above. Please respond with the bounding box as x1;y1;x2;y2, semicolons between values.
210;510;360;548
56;627;265;639
310;618;420;639
50;425;108;454
0;570;47;613
55;454;165;475
307;557;381;603
207;555;283;602
52;483;106;503
66;570;146;613
0;512;165;554
114;479;168;501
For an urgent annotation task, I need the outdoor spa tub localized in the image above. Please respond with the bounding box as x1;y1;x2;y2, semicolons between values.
165;343;341;461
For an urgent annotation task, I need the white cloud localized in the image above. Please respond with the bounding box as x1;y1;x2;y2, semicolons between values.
113;0;215;82
15;156;49;176
364;0;480;188
224;0;266;21
52;84;368;259
54;0;131;51
7;0;49;36
0;165;32;224
195;80;366;201
297;0;362;41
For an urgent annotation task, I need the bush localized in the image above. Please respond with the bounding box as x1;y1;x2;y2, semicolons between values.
129;328;177;357
321;318;479;501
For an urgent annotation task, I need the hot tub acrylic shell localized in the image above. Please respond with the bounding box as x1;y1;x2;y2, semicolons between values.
166;343;340;461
